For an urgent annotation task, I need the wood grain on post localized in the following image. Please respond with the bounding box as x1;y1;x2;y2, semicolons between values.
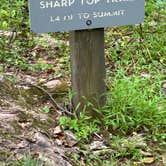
69;28;106;116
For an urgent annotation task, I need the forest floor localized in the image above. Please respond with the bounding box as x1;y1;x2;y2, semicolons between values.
0;28;166;166
0;1;166;165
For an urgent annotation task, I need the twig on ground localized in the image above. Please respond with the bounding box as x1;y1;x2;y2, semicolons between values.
19;82;76;118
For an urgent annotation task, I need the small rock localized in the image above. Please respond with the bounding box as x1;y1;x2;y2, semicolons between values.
24;75;36;84
162;81;166;95
15;153;24;160
64;131;78;147
90;141;108;150
140;72;151;78
44;79;62;89
162;81;166;88
129;134;146;148
43;79;68;93
44;80;62;89
34;131;52;148
55;139;63;146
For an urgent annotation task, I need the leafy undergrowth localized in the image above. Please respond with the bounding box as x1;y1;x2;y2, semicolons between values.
0;0;166;165
59;74;166;166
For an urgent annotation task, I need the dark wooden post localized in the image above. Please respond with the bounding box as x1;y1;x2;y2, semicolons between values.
69;28;106;116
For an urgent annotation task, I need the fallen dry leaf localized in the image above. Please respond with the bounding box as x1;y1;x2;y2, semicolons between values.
53;126;62;135
140;150;153;157
142;157;155;164
89;141;108;150
162;155;166;164
18;121;33;129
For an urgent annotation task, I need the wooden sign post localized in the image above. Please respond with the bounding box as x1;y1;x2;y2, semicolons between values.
70;29;106;114
28;0;145;114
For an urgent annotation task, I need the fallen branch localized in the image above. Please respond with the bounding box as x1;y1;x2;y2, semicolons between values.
19;82;76;118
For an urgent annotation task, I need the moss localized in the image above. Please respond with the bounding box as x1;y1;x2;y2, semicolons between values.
17;111;33;122
0;149;10;161
9;120;22;136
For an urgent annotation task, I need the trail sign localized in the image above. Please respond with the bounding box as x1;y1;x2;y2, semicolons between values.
29;0;145;33
28;0;145;114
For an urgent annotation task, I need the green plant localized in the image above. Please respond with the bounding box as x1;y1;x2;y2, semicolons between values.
102;75;166;139
60;112;99;140
42;106;50;113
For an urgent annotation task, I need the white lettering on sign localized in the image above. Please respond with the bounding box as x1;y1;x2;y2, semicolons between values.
40;0;75;8
77;10;125;20
29;0;145;32
40;0;135;9
93;10;125;18
81;0;101;5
